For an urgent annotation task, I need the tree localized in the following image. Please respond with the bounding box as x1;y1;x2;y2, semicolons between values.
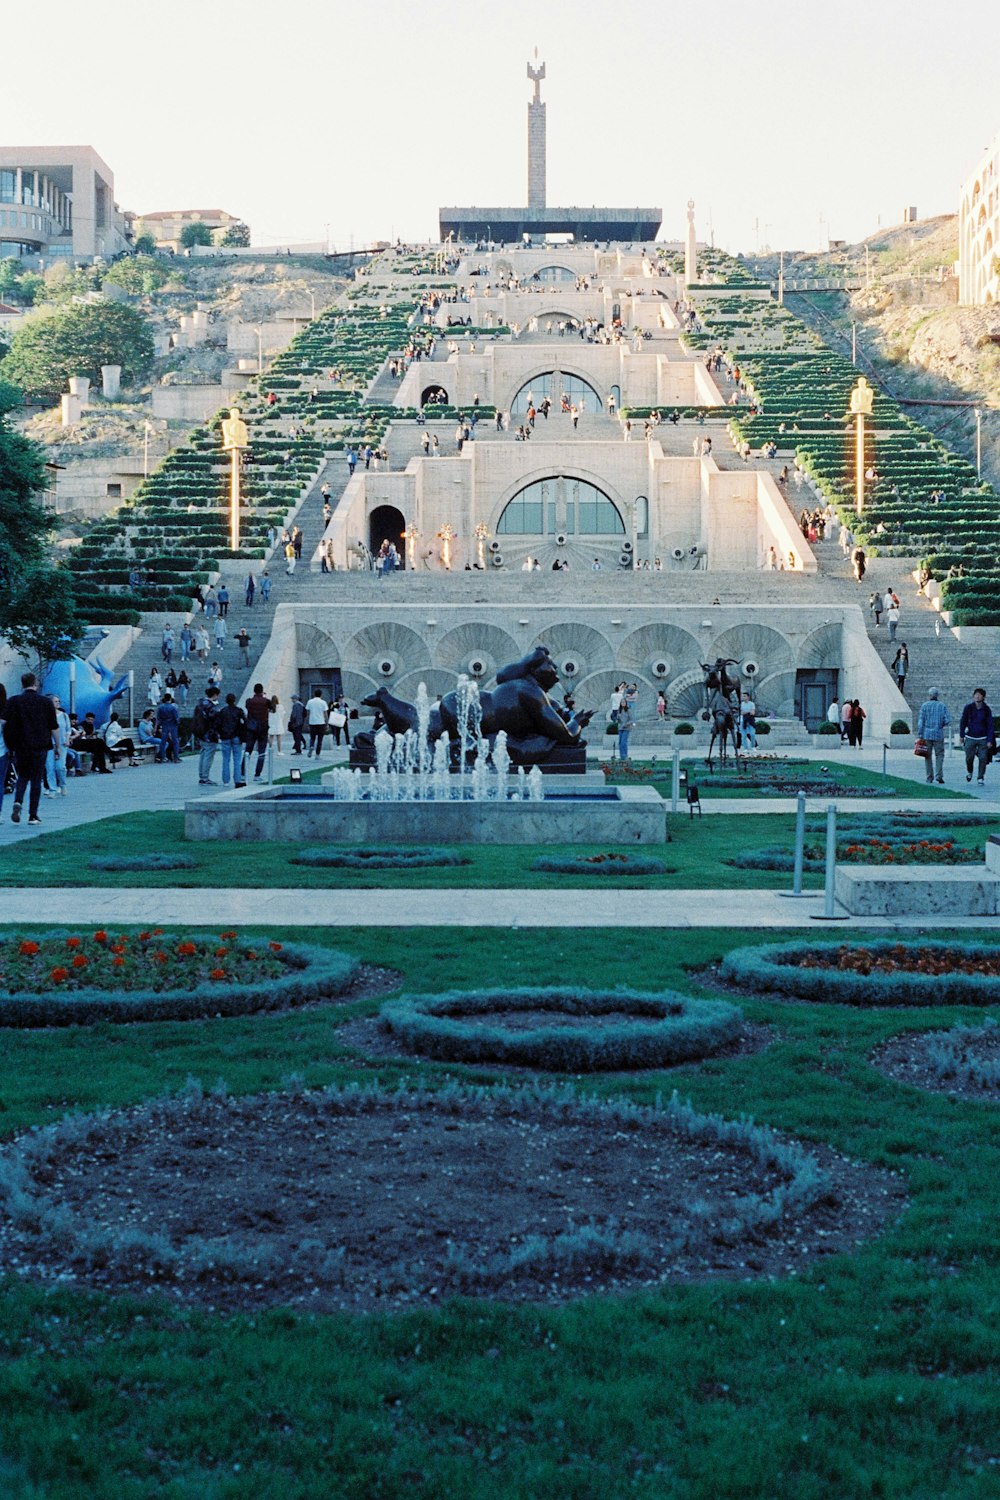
104;255;168;297
133;233;157;256
220;221;251;248
0;260;45;306
0;302;155;404
180;222;214;249
0;408;80;670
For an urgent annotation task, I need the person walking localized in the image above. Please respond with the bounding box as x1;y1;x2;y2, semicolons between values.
175;669;190;708
161;624;174;663
260;571;272;606
245;572;255;608
194;686;222;784
869;592;882;628
740;690;758;751
841;699;853;744
886;597;901;642
285;541;297;576
243;683;272;782
848;699;866;747
916;687;951;785
616;697;635;762
851;546;867;582
287;694;307;755
235;626;251;668
45;694;71;797
155;694;181;763
827;697;842;740
959;687;995;786
179;623;193;662
147;667;163;707
306;688;328;757
217;693;247;788
196;625;210;662
214;614;227;651
891;644;909;695
217;584;229;619
4;671;60;825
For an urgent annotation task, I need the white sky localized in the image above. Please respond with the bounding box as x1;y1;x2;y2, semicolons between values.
6;0;1000;253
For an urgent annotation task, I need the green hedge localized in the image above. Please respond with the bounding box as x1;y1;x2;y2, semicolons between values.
0;937;358;1028
720;940;1000;1006
291;846;470;869
379;987;744;1071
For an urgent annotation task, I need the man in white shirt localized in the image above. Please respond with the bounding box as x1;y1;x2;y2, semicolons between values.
306;691;329;758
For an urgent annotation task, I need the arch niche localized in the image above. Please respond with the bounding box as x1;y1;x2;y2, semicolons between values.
509;370;601;416
420;384;449;407
369;505;407;567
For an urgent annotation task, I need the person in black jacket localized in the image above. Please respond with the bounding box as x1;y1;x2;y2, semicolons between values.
217;692;247;788
4;672;59;825
959;687;995;786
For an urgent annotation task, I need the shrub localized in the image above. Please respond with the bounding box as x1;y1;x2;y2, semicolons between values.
890;720;911;735
291;846;470;869
532;854;669;876
379;987;745;1071
817;722;839;735
720;940;1000;1006
674;722;695;735
88;853;198;872
756;721;771;735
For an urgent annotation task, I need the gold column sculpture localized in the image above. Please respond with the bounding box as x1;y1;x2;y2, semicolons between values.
221;408;249;552
849;376;874;517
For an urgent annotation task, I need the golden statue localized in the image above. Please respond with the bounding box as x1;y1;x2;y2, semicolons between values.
221;407;249;451
849;377;874;418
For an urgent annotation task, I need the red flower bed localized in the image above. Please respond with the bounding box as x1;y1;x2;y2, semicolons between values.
797;945;1000;978
808;837;982;867
0;932;287;994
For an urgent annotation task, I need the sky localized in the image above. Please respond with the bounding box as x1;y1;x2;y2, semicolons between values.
5;0;1000;254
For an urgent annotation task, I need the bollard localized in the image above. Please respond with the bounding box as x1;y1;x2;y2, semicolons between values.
779;790;809;898
811;801;849;921
267;744;274;786
882;743;888;777
671;748;680;814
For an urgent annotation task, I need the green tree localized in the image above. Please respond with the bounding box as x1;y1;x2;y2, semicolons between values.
0;302;155;404
220;221;251;248
133;233;157;256
104;255;168;297
2;565;82;676
0;260;44;306
180;222;214;249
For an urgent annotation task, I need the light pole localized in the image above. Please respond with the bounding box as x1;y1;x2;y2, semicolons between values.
851;321;857;367
143;419;152;478
474;521;491;569
255;326;263;375
850;376;874;517
976;407;982;477
221;408;249;553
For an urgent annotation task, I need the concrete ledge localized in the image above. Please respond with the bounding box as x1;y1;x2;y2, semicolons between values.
835;864;1000;917
184;783;667;844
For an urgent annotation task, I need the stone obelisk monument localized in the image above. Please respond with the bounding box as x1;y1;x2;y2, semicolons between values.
685;199;697;286
527;53;546;210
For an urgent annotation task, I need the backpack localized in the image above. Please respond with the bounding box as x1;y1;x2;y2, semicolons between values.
192;700;211;739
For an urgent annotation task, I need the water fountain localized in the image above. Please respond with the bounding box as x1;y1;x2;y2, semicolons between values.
185;657;666;845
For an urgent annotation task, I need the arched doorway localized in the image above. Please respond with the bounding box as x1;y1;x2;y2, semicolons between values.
532;265;576;283
369;505;407;568
496;477;625;537
420;384;449;407
510;371;601;416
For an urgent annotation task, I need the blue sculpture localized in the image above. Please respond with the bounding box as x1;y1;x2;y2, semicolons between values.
42;652;128;727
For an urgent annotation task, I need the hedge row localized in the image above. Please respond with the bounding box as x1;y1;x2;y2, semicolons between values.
721;940;1000;1006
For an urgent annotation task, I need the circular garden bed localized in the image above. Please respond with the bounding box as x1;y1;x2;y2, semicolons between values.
531;853;672;877
0;1080;903;1311
720;941;1000;1007
290;846;470;869
377;987;745;1070
0;930;361;1027
874;1019;1000;1102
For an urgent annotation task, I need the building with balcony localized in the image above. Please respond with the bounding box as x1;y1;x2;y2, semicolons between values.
959;130;1000;305
0;145;129;262
132;208;245;252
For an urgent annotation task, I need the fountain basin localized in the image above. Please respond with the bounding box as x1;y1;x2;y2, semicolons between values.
184;785;667;845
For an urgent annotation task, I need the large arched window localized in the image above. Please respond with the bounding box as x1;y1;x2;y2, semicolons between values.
532;265;576;283
497;477;625;536
510;371;601;416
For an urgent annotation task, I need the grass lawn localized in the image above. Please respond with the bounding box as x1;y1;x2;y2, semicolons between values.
0;924;998;1498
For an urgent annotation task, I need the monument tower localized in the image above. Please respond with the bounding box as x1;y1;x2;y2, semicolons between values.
527;53;546;210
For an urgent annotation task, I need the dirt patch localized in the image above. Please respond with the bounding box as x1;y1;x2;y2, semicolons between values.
0;1084;902;1313
335;1013;775;1070
873;1023;1000;1103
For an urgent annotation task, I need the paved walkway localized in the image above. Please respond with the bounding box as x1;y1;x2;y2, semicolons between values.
1;886;997;930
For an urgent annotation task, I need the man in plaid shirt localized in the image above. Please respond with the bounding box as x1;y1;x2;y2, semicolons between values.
916;687;951;785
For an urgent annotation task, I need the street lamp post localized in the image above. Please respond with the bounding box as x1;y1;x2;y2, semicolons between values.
255;326;263;375
976;407;982;477
849;376;874;517
221;408;249;553
143;420;151;478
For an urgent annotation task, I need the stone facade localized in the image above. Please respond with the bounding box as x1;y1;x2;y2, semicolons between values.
959;131;1000;305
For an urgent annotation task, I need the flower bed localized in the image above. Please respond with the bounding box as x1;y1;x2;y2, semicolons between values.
290;846;470;870
720;941;1000;1006
874;1019;1000;1100
0;931;358;1027
88;853;198;872
0;1078;901;1310
532;853;670;877
378;987;744;1071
